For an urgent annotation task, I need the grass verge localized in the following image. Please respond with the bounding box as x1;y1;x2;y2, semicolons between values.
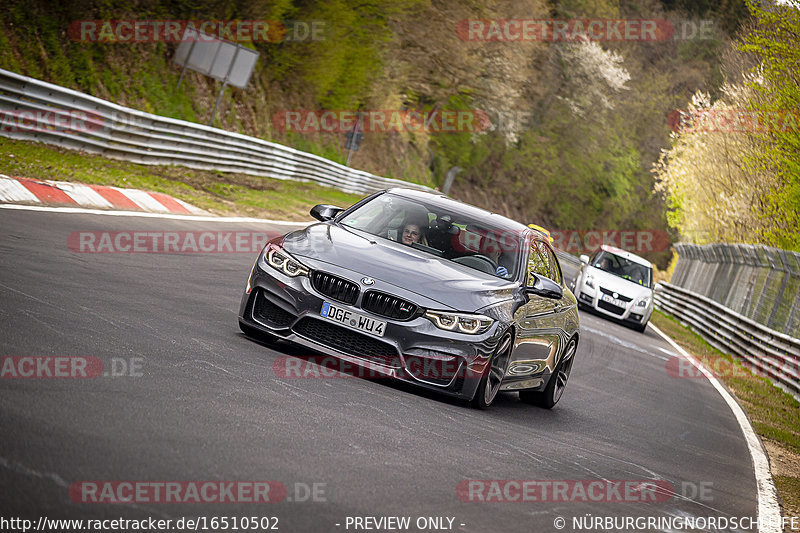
1;137;363;221
651;310;800;527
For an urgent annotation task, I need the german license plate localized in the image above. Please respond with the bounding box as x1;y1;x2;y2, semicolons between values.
601;294;626;307
320;301;386;337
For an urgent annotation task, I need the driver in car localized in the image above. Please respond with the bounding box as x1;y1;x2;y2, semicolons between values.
598;256;614;272
400;219;428;246
402;224;422;245
487;249;511;278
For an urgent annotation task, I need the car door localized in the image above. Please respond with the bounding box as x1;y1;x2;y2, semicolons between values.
508;237;565;379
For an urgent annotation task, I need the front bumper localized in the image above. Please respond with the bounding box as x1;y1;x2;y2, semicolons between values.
238;257;508;401
576;285;652;326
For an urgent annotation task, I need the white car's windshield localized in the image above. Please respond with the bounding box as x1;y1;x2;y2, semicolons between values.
340;193;523;279
592;251;652;287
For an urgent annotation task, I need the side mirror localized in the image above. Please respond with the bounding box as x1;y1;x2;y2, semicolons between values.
310;204;343;222
526;275;563;300
579;254;589;264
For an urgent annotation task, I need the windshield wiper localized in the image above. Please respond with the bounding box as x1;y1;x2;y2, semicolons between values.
337;222;377;244
410;242;444;256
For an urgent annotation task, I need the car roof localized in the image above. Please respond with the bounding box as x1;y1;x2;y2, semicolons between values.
385;188;529;233
600;244;652;267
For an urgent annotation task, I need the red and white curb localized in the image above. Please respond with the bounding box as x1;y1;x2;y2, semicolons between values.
0;175;206;215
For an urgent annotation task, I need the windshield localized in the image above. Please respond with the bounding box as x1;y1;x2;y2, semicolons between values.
339;193;522;279
592;250;652;288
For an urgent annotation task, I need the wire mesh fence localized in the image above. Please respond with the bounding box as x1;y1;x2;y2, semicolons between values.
669;243;800;337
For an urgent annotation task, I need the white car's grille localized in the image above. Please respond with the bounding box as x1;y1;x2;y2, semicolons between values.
599;286;633;302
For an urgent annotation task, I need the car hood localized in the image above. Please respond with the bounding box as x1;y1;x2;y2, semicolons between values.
589;267;652;299
284;223;516;312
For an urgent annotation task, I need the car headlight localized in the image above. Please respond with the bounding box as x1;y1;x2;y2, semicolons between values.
245;259;257;293
636;296;651;307
264;243;309;277
584;275;595;289
424;310;493;334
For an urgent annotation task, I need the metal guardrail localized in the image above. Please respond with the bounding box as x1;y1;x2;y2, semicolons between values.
0;68;434;196
555;250;581;268
7;70;797;396
655;282;800;397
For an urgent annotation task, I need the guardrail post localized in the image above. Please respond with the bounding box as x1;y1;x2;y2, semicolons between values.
766;250;791;330
785;252;800;336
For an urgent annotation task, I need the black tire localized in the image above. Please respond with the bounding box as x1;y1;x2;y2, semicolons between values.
519;338;577;409
471;331;513;410
634;321;648;333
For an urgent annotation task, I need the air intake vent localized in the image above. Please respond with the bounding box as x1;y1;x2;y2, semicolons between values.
600;287;633;302
311;271;359;305
361;291;418;320
253;291;296;327
598;300;625;315
293;318;401;368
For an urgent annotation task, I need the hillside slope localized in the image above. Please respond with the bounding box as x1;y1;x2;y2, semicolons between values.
0;0;748;266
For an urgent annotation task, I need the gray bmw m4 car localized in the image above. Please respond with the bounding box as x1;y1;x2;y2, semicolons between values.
239;188;580;409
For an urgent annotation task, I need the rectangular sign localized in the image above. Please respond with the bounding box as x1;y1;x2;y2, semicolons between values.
321;302;387;337
174;27;258;89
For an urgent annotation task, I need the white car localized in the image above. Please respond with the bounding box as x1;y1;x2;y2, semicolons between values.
570;245;653;332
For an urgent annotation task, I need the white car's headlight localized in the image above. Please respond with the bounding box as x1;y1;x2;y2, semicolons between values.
264;243;309;277
636;296;651;307
424;310;493;335
584;274;595;289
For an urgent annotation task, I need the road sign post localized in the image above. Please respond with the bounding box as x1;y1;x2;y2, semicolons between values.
345;113;363;167
173;28;259;125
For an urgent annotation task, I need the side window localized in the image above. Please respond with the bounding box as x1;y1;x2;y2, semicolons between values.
526;239;551;286
543;243;563;285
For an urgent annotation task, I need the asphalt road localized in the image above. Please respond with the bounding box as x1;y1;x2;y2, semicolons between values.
0;207;758;532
